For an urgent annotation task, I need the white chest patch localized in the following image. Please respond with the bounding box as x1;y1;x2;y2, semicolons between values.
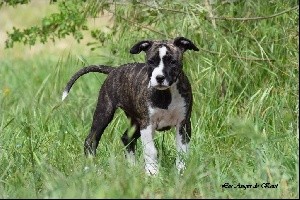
149;85;186;130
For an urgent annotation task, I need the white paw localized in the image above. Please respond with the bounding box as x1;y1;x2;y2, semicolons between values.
126;151;136;166
145;163;159;176
176;159;186;174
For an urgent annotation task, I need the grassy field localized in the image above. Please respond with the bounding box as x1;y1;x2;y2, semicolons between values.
0;0;299;198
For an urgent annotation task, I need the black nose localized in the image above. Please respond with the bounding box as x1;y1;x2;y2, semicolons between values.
156;75;165;84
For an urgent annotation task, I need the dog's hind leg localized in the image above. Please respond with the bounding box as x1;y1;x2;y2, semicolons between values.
121;118;141;164
84;88;116;156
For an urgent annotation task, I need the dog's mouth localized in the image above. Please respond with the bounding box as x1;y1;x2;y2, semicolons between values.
148;81;171;90
154;84;170;90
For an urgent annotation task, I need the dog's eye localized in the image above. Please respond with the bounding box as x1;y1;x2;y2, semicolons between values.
170;60;177;65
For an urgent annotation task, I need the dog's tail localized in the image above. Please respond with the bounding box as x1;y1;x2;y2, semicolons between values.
61;65;114;101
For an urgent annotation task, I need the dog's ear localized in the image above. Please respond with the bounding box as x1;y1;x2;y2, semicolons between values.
174;37;199;52
130;40;153;54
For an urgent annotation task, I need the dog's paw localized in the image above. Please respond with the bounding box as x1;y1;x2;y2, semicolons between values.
145;163;159;176
176;159;186;175
126;151;136;166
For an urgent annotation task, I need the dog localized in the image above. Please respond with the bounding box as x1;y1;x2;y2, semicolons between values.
62;36;199;175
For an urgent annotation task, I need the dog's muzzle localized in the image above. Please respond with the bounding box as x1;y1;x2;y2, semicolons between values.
148;71;181;90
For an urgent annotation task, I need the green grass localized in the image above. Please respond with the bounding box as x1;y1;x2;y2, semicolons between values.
0;0;298;198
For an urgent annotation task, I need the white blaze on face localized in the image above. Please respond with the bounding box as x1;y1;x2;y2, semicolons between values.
150;46;168;88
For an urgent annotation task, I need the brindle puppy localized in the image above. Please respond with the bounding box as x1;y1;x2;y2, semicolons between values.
62;37;199;175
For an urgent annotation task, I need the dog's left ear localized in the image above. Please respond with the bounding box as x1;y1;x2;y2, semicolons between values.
130;40;153;54
174;37;199;52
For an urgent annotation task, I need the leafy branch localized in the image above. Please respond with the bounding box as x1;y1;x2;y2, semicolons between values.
0;0;31;7
4;0;90;48
207;5;299;21
133;2;298;22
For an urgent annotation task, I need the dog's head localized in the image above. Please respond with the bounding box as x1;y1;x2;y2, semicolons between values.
130;37;199;90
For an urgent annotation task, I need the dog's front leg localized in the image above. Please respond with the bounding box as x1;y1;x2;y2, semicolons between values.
176;120;191;173
140;125;158;175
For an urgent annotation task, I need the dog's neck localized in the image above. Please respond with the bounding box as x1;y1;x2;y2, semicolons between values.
150;88;171;109
149;82;181;109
